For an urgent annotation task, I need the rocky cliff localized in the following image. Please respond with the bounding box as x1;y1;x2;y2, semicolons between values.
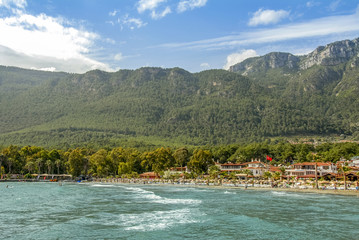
229;52;300;75
229;37;359;74
300;38;359;69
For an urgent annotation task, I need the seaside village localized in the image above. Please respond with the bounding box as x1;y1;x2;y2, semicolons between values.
128;156;359;191
3;155;359;191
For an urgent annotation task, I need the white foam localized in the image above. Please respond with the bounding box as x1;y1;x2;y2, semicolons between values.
90;184;115;188
271;191;286;195
120;208;203;231
224;191;236;194
271;191;321;198
123;186;202;205
153;198;202;205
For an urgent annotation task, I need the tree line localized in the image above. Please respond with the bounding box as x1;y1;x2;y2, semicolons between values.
1;141;359;178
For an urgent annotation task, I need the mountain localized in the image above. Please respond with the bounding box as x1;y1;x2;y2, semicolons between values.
1;38;359;148
230;38;359;73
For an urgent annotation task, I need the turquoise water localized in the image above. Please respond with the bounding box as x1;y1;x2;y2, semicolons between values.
1;182;358;240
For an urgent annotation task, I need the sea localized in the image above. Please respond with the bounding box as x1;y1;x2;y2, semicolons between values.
1;182;358;240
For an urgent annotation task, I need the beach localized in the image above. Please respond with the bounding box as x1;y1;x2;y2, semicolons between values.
92;178;359;197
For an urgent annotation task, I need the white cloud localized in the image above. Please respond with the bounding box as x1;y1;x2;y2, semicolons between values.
109;10;119;17
104;38;116;45
0;0;26;9
106;20;115;26
306;1;320;8
118;14;147;29
0;45;110;73
248;9;290;26
137;0;166;13
329;0;341;11
30;66;56;72
0;9;111;73
177;0;207;13
159;9;359;51
137;0;171;20
151;6;171;19
200;62;210;69
0;13;96;59
223;50;258;70
114;53;124;61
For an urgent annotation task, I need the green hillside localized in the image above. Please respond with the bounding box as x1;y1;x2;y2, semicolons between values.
1;38;359;148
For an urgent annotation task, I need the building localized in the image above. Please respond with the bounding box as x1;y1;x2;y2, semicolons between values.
219;163;246;173
139;172;159;179
286;162;337;178
241;161;281;178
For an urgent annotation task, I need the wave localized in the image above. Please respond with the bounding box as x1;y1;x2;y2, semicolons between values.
124;186;202;205
224;191;236;194
271;191;287;195
271;191;326;199
121;208;203;231
90;184;116;188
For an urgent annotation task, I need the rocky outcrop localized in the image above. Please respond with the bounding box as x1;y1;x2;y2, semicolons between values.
229;38;359;74
300;38;359;69
229;52;300;75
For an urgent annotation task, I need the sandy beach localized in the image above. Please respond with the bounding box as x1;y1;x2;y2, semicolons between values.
93;178;359;197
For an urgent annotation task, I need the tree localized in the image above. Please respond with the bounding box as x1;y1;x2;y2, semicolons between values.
263;171;272;180
173;147;189;168
45;160;53;174
7;157;15;174
1;145;21;173
68;149;84;177
35;158;43;174
90;149;112;177
25;161;36;174
338;164;351;190
240;169;252;182
272;171;281;181
0;154;4;172
55;159;62;174
208;165;221;179
279;166;286;181
188;149;213;175
118;162;131;176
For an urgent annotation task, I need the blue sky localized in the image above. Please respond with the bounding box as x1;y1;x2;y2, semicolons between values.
0;0;358;73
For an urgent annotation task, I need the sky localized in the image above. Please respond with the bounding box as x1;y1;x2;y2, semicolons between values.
0;0;359;73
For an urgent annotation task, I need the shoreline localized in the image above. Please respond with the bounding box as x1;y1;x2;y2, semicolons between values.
91;179;359;197
3;178;359;196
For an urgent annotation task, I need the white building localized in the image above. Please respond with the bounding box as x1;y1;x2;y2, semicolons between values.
286;162;337;178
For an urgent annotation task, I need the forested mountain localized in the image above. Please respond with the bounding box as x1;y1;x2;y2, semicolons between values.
1;38;359;148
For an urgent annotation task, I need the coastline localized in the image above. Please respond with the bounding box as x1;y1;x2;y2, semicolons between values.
3;178;358;196
91;179;359;197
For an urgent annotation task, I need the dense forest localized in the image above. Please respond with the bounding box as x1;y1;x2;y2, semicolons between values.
1;141;359;178
0;38;359;148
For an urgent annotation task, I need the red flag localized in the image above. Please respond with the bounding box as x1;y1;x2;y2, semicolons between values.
266;155;272;161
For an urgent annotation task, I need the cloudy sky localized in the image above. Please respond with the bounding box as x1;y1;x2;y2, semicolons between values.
0;0;358;73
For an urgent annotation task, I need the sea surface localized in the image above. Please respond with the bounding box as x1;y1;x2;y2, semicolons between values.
1;182;358;240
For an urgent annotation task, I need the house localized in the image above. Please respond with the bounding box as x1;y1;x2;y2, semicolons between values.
168;167;188;174
139;172;159;179
219;163;246;173
240;161;281;178
286;162;337;178
338;156;359;168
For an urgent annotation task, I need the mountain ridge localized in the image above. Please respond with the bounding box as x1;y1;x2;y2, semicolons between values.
1;37;359;148
229;37;359;73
